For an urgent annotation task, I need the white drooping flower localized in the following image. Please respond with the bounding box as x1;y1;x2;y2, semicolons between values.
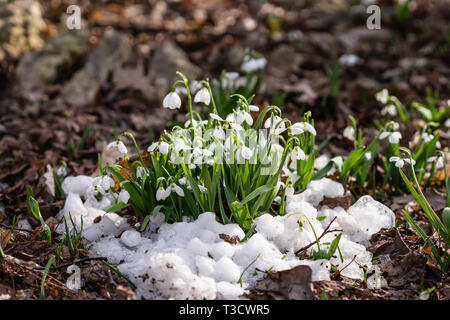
427;156;444;169
290;122;316;136
389;156;415;168
285;186;295;197
179;177;187;185
198;185;208;193
379;131;402;144
163;92;182;110
172;183;184;197
289;122;304;136
343;126;355;140
118;190;130;204
136;166;146;178
107;140;127;155
100;176;115;191
210;113;225;122
159;141;170;155
249;105;259;112
381;104;397;116
291;146;306;162
156;187;165;201
236;109;253;126
241;56;267;73
264;115;286;134
147;142;158;152
173;138;191;153
338;54;359;67
194;88;211;105
421;132;441;149
239;145;254;160
376;89;389;104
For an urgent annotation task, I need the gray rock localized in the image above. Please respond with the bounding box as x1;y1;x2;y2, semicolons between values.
267;45;302;78
0;0;45;60
149;40;202;99
62;29;132;106
16;23;88;90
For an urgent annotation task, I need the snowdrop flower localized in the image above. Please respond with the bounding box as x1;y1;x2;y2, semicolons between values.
56;165;67;177
427;156;444;169
107;140;127;155
236;109;253;126
264;115;286;134
381;104;397;116
173;138;191;153
171;183;184;197
343;126;355;140
249;105;259;112
194;88;211;105
379;131;402;144
293;122;316;136
159;141;170;155
239;145;254;160
241;56;267;73
136;166;146;178
285;185;295;197
100;176;115;191
179;177;187;185
422;132;441;148
163;92;182;110
210;113;225;122
389;156;415;168
118;190;130;204
376;89;389;104
148;142;158;153
291;146;306;162
338;54;359;67
198;185;208;193
156;187;165;201
289;122;305;135
445;118;450;128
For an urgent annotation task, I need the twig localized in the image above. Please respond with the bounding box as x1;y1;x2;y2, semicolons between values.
34;256;108;271
295;217;342;256
338;255;357;273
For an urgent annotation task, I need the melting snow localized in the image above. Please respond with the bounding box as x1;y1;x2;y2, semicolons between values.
57;176;395;299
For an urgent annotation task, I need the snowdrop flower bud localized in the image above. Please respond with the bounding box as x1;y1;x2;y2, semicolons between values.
136;166;146;178
107;140;127;155
163;92;182;110
343;126;355;140
376;89;389;104
118;190;130;204
159;141;170;155
338;54;359;67
194;88;211;105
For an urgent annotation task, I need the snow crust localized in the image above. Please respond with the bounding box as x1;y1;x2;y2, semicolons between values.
57;176;395;299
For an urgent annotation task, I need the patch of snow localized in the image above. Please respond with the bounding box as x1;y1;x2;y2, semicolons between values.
55;177;392;299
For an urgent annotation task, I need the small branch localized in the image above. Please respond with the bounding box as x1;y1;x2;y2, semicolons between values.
295;217;342;256
34;257;108;271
